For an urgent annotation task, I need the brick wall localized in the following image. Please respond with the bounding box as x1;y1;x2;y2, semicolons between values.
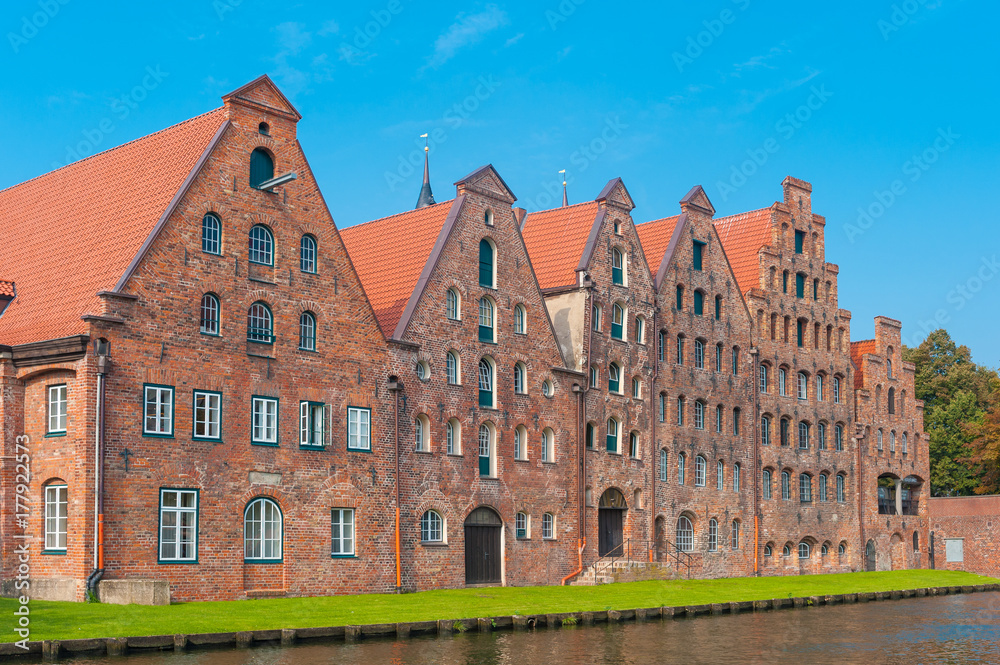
928;495;1000;578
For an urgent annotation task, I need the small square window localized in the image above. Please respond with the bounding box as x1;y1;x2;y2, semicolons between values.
251;397;279;445
193;391;222;441
48;384;67;434
348;407;371;451
143;385;174;437
332;508;355;556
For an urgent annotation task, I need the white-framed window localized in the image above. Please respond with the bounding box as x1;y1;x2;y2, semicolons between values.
890;431;896;453
542;513;555;539
446;350;461;384
717;460;724;489
797;372;808;400
331;508;355;556
761;415;771;445
514;362;527;394
708;518;718;551
421;510;443;543
694;339;704;369
715;343;723;372
632;377;641;399
159;489;197;561
251;397;279;445
446;418;461;455
763;470;772;499
611;302;626;340
781;471;791;500
816;374;824;401
143;385;174;436
659;449;668;482
800;474;813;502
479;358;495;408
694;401;704;430
734;463;740;492
629;431;639;457
200;293;220;335
202;213;221;254
606;417;619;453
835;424;844;451
877;429;884;451
798;421;810;449
516;512;529;539
514;424;527;460
415;360;429;382
348;406;371;451
590;365;599;389
608;362;621;394
799;542;811;559
833;377;841;403
300;234;317;273
731;520;740;549
542;379;554;397
836;474;845;502
819;474;828;502
299;311;317;350
817;422;827;450
245;497;282;561
778;368;787;396
478;423;495;477
715;405;723;433
759;364;768;393
48;384;67;434
612;247;626;285
592;303;602;332
634;316;645;344
678;453;686;484
193;391;222;440
514;304;527;334
676;515;693;552
695;455;706;486
659;393;666;422
446;288;461;320
902;432;908;454
415;414;430;451
43;484;68;551
541;428;554;462
479;297;495;343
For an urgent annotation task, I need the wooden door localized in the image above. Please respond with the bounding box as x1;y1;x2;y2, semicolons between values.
598;508;624;557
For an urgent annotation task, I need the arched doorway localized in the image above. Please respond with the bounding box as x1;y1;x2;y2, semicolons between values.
865;539;876;572
464;507;502;584
598;488;627;557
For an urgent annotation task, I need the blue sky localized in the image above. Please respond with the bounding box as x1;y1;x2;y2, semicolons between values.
3;0;998;365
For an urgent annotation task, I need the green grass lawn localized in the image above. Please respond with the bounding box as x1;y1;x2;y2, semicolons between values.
3;570;995;643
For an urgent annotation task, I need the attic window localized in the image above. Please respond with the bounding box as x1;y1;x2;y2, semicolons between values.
484;209;494;226
614;221;621;235
258;122;270;136
250;148;274;189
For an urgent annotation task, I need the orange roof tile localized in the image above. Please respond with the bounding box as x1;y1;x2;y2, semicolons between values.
713;208;773;295
850;339;876;389
0;108;228;346
0;281;13;298
340;200;457;338
521;202;600;290
636;215;680;278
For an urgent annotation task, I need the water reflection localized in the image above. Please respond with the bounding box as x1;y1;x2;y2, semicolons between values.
60;592;1000;665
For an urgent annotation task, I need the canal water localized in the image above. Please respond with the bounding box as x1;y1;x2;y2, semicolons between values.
60;592;1000;664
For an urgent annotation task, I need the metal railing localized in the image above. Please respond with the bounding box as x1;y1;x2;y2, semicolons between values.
592;538;692;582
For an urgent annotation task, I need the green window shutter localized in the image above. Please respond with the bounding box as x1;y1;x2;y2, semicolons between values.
479;325;492;342
813;280;819;300
693;241;704;270
694;291;704;315
715;297;721;320
795;230;804;254
479;239;494;287
606;433;615;452
250;149;274;189
676;286;683;310
479;389;491;408
797;320;804;347
795;274;805;298
612;266;623;285
479;455;490;476
611;321;623;339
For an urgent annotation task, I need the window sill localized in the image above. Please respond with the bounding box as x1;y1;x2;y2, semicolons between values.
45;432;67;438
298;347;318;353
244;559;283;564
193;437;223;444
251;441;279;447
515;458;530;463
420;542;448;548
143;433;174;439
478;475;499;481
414;449;433;455
246;339;275;346
299;444;324;451
41;550;67;556
446;453;464;458
347;447;373;454
541;461;557;466
200;331;221;338
158;559;198;565
330;554;358;559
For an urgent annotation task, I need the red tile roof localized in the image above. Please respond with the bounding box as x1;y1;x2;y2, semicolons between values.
340;200;456;338
850;339;876;389
0;281;13;298
0;108;227;346
521;202;600;290
713;208;773;295
636;215;680;278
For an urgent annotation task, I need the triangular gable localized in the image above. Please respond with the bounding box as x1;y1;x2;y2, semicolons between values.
679;184;715;215
595;177;635;211
340;199;462;339
454;164;516;204
222;74;302;120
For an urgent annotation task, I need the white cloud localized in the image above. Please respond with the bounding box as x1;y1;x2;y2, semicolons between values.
319;20;340;37
275;22;312;55
424;5;508;69
556;45;572;61
505;32;524;47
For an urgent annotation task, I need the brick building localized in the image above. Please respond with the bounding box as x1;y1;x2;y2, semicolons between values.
0;76;939;602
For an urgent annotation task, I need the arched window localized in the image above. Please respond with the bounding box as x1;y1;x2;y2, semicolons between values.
300;235;317;273
816;374;825;401
733;407;741;435
902;432;908;454
447;351;460;385
734;463;741;492
244;497;282;560
586;422;595;449
606;417;619;453
715;405;723;433
708;518;718;551
731;520;740;549
676;284;684;310
694;339;705;369
612;247;625;285
611;302;626;340
887;355;894;379
514;304;527;334
780;417;790;446
634;315;645;344
715;343;723;372
484;209;494;226
778;368;787;396
478;297;495;342
717;460;724;489
659;392;666;422
248;225;274;265
839;542;847;556
514;424;526;460
421;510;443;542
798;421;810;449
678;452;686;484
835;424;844;451
693;290;704;316
608;362;621;394
478;423;495;477
249;148;274;189
44;483;68;551
479;238;496;288
631;376;642;399
694;400;705;430
817;422;827;450
247;302;273;343
762;469;772;499
890;430;896;453
202;213;221;254
676;335;685;364
783;544;792;557
695;455;707;486
799;542;811;559
819;474;828;502
592;303;602;331
676;515;694;552
731;346;739;375
764;544;773;557
761;415;771;445
299;311;316;350
887;387;896;414
799;474;812;502
414;414;430;451
478;358;494;408
258;122;270;135
542;513;555;539
676;396;685;426
836;474;846;502
660;449;668;482
715;295;722;320
913;531;919;552
200;293;220;335
833;377;842;403
513;362;527;394
446;418;461;455
590;365;599;389
781;471;791;500
760;364;769;393
629;431;638;457
541;428;554;462
877;429;884;451
515;512;528;539
446;288;460;320
797;372;808;400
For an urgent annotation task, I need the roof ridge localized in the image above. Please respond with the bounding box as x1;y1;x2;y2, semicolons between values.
637;213;681;226
525;200;596;217
713;206;772;223
0;106;226;196
342;199;455;233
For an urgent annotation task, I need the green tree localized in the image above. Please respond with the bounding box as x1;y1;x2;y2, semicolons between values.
966;378;1000;494
903;329;997;496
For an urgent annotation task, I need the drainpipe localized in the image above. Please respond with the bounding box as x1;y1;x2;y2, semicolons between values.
388;377;403;593
750;346;760;576
561;384;586;585
650;306;658;562
87;340;109;599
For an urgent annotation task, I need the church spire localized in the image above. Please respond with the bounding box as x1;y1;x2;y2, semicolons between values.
415;134;436;209
560;169;568;207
